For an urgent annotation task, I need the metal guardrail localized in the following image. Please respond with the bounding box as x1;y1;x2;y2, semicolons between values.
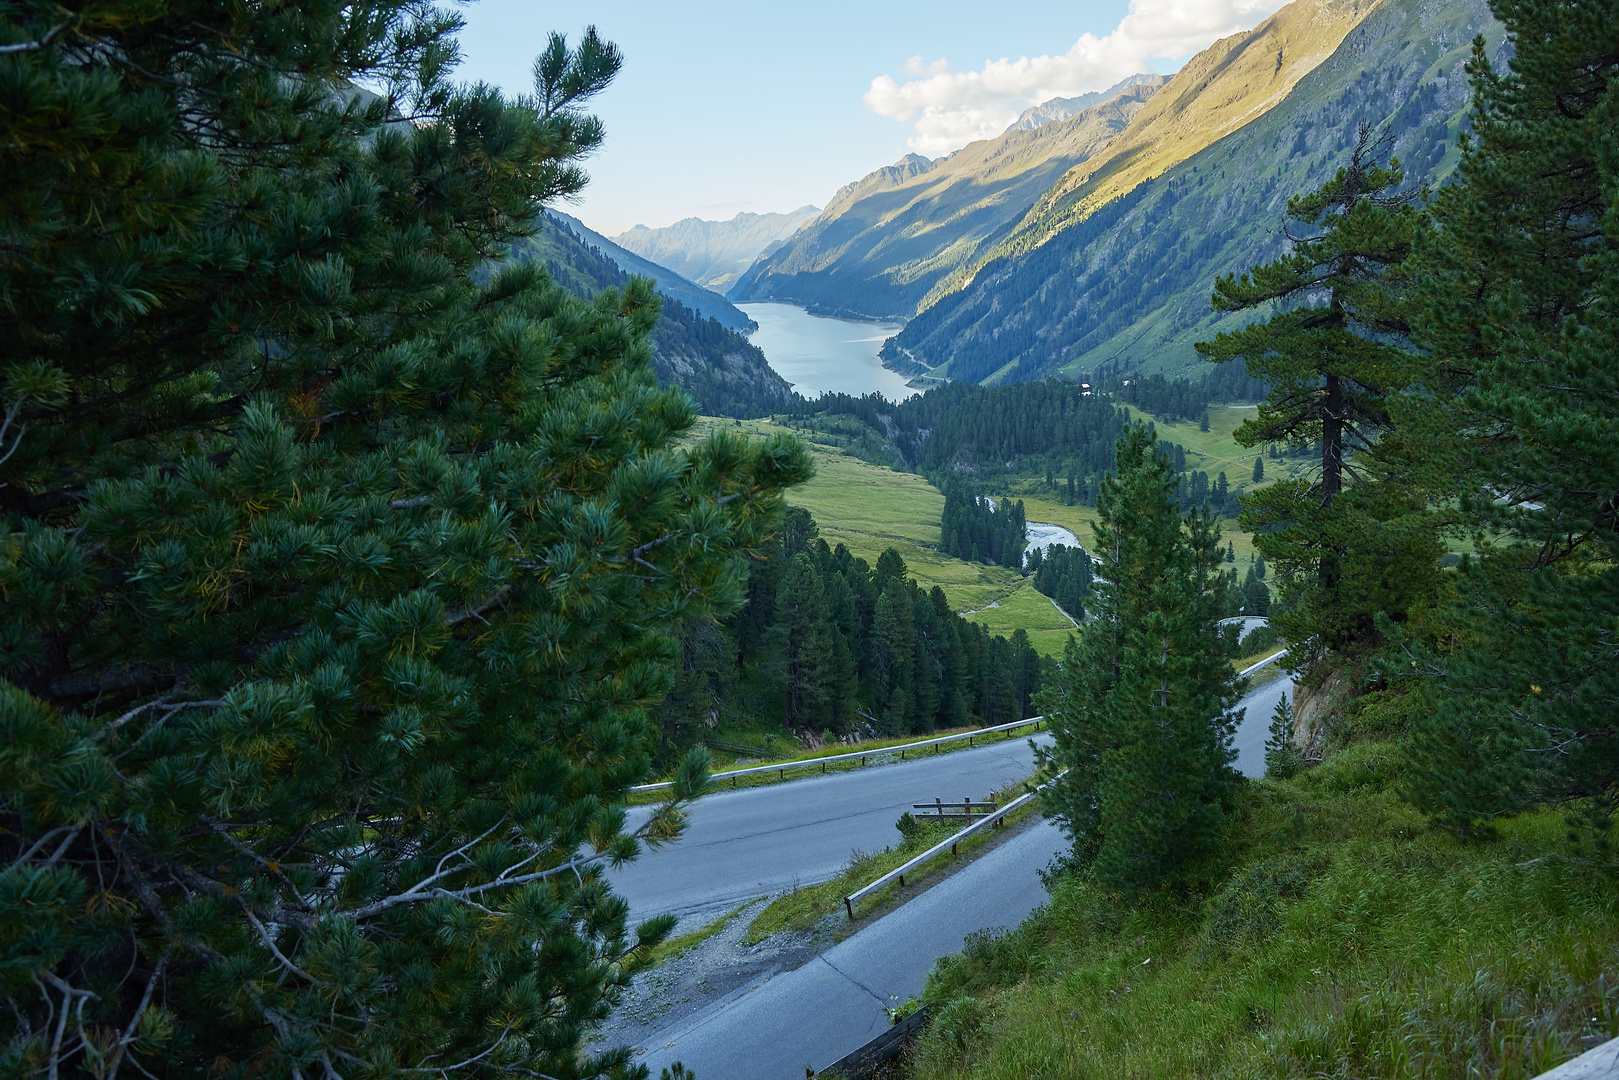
843;768;1069;919
830;652;1288;917
629;716;1047;794
1532;1038;1619;1079
812;1005;931;1078
1238;649;1288;679
633;652;1282;796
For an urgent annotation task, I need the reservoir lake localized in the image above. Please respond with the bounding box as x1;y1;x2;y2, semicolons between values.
737;302;913;401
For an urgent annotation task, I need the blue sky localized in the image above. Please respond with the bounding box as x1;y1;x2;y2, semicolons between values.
455;0;1285;236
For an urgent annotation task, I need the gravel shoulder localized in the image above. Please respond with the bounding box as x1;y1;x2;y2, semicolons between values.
586;900;828;1060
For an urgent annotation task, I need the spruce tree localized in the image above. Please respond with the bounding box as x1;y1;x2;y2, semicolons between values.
1264;696;1302;780
1037;427;1241;895
1196;125;1436;660
0;6;811;1074
1400;0;1619;839
870;579;917;734
773;553;835;733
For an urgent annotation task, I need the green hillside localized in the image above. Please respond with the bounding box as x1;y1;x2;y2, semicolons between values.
705;419;1026;611
707;409;1273;658
888;0;1501;383
951;0;1388;295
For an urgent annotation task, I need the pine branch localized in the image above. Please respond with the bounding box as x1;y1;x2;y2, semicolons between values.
0;21;70;54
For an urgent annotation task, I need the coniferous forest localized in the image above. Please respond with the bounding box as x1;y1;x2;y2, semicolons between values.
655;508;1042;755
938;482;1029;568
1027;543;1093;620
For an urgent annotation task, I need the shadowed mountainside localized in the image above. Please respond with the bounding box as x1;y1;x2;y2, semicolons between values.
506;215;795;418
544;210;757;333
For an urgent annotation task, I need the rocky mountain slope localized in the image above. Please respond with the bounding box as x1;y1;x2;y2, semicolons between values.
506;215;795;417
1009;73;1161;131
611;206;820;294
727;78;1164;320
544;210;757;333
884;0;1500;383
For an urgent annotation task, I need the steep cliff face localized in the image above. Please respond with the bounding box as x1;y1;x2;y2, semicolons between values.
727;80;1163;319
887;0;1500;384
1292;670;1350;764
505;215;795;418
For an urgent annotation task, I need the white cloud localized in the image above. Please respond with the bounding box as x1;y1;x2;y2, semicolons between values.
863;0;1287;155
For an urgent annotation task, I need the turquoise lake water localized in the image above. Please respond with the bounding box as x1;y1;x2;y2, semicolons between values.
737;302;913;401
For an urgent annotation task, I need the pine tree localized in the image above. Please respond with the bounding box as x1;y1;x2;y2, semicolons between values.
1264;696;1301;780
1037;427;1241;895
1196;124;1435;660
1400;0;1619;839
0;8;812;1073
1252;456;1265;483
931;586;975;729
871;579;917;734
774;553;835;733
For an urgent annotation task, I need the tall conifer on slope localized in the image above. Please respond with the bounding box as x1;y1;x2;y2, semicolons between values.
0;5;811;1074
774;552;835;733
1196;126;1438;661
1398;0;1619;839
1038;427;1241;895
870;579;917;734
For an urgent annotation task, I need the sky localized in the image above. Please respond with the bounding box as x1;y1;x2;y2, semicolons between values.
454;0;1287;237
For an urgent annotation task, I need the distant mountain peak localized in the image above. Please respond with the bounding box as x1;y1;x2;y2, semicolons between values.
608;206;822;293
1009;73;1162;132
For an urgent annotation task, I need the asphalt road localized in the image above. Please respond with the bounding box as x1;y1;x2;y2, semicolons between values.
609;733;1052;923
618;674;1294;1077
1232;668;1294;778
639;818;1070;1079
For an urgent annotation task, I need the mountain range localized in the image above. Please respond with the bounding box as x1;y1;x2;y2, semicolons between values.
611;206;821;294
543;210;757;333
726;77;1165;320
1008;73;1162;131
889;0;1499;382
719;0;1499;385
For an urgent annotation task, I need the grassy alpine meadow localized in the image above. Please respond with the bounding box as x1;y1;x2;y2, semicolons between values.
1008;403;1272;563
904;742;1619;1079
962;579;1078;658
696;417;1025;611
